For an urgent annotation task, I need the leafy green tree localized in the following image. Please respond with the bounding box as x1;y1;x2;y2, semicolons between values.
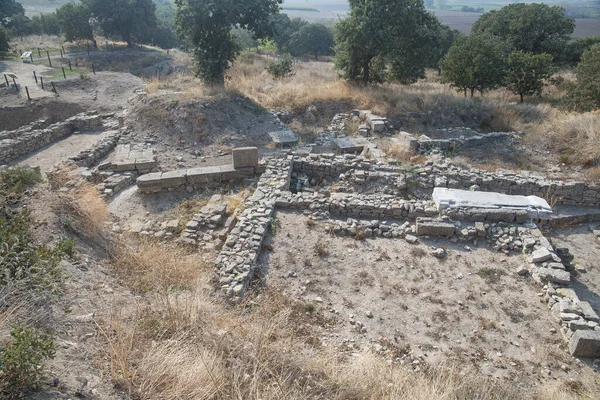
30;13;60;36
427;23;462;74
84;0;157;46
0;0;24;27
506;51;554;103
153;0;182;49
566;44;600;111
271;13;307;53
334;0;441;85
57;3;97;47
440;34;507;97
289;23;333;60
233;27;259;51
7;12;31;38
0;26;9;53
472;3;574;57
564;36;600;66
175;0;282;84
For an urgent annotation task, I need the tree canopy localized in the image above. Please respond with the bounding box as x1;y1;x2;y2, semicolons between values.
334;0;440;85
440;34;508;97
175;0;282;84
471;3;575;57
84;0;157;46
56;3;96;47
0;0;24;27
566;44;600;111
505;51;554;103
288;23;334;60
0;26;8;53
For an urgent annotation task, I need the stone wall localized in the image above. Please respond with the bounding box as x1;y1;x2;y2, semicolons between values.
70;130;122;167
0;112;103;165
291;154;600;208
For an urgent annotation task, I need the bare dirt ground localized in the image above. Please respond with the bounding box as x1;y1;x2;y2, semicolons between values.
260;211;596;389
16;130;111;174
1;59;144;111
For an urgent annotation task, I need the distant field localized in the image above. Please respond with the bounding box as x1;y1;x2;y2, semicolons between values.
281;4;320;12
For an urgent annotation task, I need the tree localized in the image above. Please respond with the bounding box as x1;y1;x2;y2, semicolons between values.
153;0;183;49
427;23;462;74
271;13;307;53
232;27;259;51
175;0;282;84
288;23;333;60
506;51;554;103
334;0;441;85
566;44;600;111
0;26;9;53
84;0;157;46
57;3;97;47
471;3;574;57
7;12;31;38
0;0;24;27
30;13;60;36
440;34;507;97
563;36;600;66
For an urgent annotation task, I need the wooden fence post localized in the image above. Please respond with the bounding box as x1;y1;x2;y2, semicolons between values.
25;86;31;101
51;82;57;94
62;67;66;79
46;51;52;67
4;74;8;86
33;71;38;83
68;60;72;71
40;77;44;90
92;64;96;75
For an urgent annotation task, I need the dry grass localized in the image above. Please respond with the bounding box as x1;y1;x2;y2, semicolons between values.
56;183;109;244
544;111;600;167
111;238;212;293
96;260;600;400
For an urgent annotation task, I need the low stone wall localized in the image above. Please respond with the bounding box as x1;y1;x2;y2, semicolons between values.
0;112;103;165
70;130;122;167
417;131;516;151
137;164;266;194
292;154;600;208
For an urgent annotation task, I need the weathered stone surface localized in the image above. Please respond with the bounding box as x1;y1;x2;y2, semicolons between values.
531;248;553;263
415;218;455;237
433;188;552;220
136;172;162;189
569;330;600;358
334;137;369;154
187;166;222;184
220;165;255;181
579;302;600;322
537;267;570;284
269;130;298;146
161;170;187;188
232;147;259;169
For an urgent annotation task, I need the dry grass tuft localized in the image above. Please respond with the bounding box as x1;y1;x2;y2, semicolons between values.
545;111;600;167
56;183;109;244
111;238;211;292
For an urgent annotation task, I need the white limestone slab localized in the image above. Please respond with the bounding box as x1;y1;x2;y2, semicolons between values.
432;188;552;220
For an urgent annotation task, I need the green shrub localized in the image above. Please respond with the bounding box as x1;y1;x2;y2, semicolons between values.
267;54;295;80
0;326;56;397
0;167;42;195
0;212;73;295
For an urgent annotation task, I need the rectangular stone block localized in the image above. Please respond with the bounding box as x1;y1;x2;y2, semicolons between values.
136;172;162;189
161;170;187;188
135;159;157;172
569;330;600;358
186;166;222;184
536;267;570;284
416;218;455;237
112;161;137;172
220;165;254;181
232;147;258;169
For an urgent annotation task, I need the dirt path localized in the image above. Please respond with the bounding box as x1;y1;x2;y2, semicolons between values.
15;130;110;174
0;59;53;101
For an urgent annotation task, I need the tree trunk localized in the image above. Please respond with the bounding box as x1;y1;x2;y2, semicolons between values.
470;88;474;98
464;88;467;97
437;67;441;76
520;93;524;103
91;38;98;49
362;59;370;85
314;54;319;61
